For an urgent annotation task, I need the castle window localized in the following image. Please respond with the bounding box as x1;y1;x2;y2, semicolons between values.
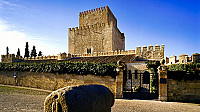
87;48;91;54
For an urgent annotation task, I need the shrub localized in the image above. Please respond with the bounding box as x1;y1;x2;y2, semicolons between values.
0;61;118;78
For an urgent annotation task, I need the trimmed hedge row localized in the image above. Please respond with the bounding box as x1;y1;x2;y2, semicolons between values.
168;63;200;80
168;63;200;71
0;61;118;78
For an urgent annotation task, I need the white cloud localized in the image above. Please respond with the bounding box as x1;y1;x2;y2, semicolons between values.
0;0;27;11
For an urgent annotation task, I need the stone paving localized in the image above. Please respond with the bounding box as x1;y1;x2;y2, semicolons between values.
0;93;200;112
0;85;199;112
112;99;200;112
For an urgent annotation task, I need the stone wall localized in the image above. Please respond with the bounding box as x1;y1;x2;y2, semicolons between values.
112;26;125;51
68;22;113;54
167;79;200;103
0;71;117;97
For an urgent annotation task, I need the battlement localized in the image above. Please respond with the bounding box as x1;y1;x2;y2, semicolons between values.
136;44;164;52
69;22;113;32
70;44;164;60
79;6;106;15
79;6;116;21
79;6;117;27
135;44;165;59
70;49;135;58
24;53;67;61
1;53;68;63
1;54;23;63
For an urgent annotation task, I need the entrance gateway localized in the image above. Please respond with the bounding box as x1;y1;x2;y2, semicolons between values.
123;70;159;99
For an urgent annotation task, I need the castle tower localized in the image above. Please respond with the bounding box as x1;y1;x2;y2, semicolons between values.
68;6;125;54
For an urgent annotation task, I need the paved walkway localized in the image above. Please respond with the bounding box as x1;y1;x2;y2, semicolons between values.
1;94;200;112
0;85;200;112
112;99;200;112
0;84;52;93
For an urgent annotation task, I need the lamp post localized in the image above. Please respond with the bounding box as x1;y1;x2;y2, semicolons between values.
13;71;17;86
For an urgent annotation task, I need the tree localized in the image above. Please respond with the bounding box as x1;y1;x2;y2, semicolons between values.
24;42;30;58
38;51;42;56
30;45;37;57
17;48;20;56
6;46;9;55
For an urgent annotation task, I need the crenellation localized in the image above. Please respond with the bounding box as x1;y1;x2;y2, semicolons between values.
136;46;141;56
114;50;118;55
128;50;132;54
149;44;153;51
125;50;128;55
132;50;136;54
121;50;125;55
106;6;117;21
142;45;147;53
155;44;160;51
79;6;107;16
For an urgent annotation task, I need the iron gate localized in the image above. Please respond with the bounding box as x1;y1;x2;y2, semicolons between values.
123;70;158;99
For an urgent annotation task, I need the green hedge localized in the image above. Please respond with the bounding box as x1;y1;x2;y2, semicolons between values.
0;61;118;78
168;63;200;71
168;63;200;80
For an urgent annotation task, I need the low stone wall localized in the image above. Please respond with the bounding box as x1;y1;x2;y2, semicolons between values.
167;79;200;103
0;71;116;97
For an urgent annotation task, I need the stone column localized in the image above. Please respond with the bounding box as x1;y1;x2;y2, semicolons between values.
158;64;167;101
116;68;123;98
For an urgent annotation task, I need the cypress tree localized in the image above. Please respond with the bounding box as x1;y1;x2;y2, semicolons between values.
31;45;37;57
24;42;30;58
6;46;9;55
17;48;20;56
38;51;42;56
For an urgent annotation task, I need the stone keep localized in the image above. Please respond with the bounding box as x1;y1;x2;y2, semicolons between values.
68;6;125;54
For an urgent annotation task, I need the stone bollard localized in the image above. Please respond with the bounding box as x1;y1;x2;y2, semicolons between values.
44;84;114;112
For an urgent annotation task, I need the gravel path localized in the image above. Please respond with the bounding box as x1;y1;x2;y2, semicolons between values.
0;85;200;112
112;99;200;112
0;94;46;112
1;94;200;112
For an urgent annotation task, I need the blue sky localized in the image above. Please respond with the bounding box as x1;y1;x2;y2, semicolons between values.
0;0;199;59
